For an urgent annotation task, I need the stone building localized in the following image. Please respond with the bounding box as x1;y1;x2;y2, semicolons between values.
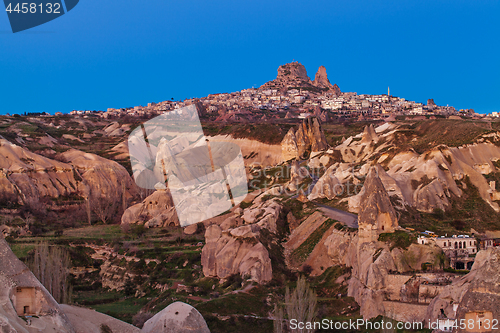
418;235;477;270
13;286;38;316
479;237;497;250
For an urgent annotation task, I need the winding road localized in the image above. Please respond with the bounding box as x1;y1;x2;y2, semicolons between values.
315;204;358;229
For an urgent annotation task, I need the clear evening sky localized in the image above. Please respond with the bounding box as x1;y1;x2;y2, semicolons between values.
0;0;499;115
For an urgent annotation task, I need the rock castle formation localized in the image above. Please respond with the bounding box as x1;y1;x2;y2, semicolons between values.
260;62;341;94
312;65;341;95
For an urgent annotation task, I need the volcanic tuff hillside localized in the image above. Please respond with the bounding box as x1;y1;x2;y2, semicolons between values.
4;112;500;330
4;115;500;240
307;120;500;232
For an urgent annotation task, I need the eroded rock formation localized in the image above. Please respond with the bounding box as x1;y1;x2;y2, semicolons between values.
426;248;500;331
142;301;210;333
121;189;179;227
201;224;272;284
0;139;138;212
260;62;312;90
308;122;500;216
281;117;328;160
312;66;341;95
200;194;282;283
357;166;398;241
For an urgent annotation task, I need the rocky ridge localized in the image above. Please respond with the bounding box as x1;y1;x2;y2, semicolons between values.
260;62;341;94
201;193;282;284
0;139;138;215
281;117;329;161
426;247;500;331
306;122;500;217
312;65;341;95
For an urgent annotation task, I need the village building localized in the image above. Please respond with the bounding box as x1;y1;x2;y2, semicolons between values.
418;235;477;270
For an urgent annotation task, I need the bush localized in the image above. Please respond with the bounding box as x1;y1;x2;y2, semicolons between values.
132;312;154;328
131;224;146;238
222;274;243;290
100;324;113;333
239;201;253;209
378;231;415;250
302;264;313;275
123;277;135;296
195;222;205;235
121;222;130;234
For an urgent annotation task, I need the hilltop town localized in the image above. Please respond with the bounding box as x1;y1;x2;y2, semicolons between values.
68;62;478;122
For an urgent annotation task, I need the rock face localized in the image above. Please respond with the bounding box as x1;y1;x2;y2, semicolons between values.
281;128;300;161
426;248;500;331
208;134;283;167
308;163;355;201
0;139;79;205
279;62;310;82
201;224;272;284
60;149;138;203
312;66;341;95
312;122;500;216
278;204;440;321
0;238;76;333
260;62;340;95
361;124;378;144
281;117;328;160
260;62;315;91
427;98;436;106
201;195;281;283
0;139;138;213
142;302;210;333
60;304;140;333
357;166;398;241
346;239;443;321
121;190;179;227
303;226;356;276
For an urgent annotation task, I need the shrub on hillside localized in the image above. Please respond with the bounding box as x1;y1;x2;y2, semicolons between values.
132;312;154;328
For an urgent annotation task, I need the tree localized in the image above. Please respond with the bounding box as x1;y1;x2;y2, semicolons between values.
274;303;286;333
122;180;128;213
274;276;317;333
89;191;117;224
434;251;448;270
29;243;71;304
123;276;135;296
85;165;128;224
85;197;91;225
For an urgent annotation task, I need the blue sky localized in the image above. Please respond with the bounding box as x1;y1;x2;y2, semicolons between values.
0;0;499;114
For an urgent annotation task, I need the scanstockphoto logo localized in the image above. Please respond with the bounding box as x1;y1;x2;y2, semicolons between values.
128;105;248;227
3;0;79;33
